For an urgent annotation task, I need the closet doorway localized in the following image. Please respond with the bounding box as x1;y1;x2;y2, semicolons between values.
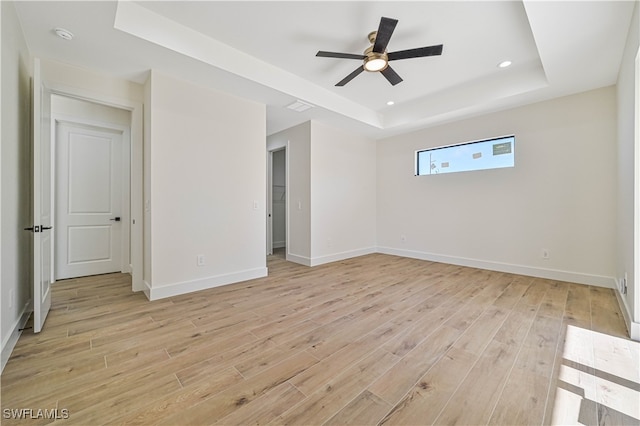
267;148;286;257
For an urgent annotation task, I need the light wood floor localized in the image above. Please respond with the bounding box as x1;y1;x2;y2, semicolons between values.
2;253;638;425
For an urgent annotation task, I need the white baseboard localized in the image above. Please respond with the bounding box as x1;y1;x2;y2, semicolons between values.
310;247;377;267
286;253;312;267
614;287;640;341
376;246;617;289
147;267;268;300
1;301;32;373
142;280;151;300
273;241;286;249
286;247;377;267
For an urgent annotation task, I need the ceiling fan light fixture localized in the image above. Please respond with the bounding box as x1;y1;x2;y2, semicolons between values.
364;54;388;72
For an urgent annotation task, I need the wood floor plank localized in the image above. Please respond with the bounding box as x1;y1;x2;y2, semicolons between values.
214;382;305;425
289;318;409;396
324;390;391;426
116;367;244;425
174;337;277;388
590;286;629;338
62;372;182;425
450;306;509;356
378;347;478;425
367;325;465;405
488;367;551;425
276;349;399;425
432;340;521;425
158;351;319;425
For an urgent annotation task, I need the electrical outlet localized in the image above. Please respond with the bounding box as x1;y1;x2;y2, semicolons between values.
197;254;205;266
541;248;550;260
620;273;628;295
625;273;628;294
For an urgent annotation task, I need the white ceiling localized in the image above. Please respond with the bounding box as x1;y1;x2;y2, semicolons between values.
14;1;636;139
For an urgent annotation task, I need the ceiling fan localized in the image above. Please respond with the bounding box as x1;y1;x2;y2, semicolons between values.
316;16;443;87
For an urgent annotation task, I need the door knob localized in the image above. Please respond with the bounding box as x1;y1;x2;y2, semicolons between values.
110;217;121;222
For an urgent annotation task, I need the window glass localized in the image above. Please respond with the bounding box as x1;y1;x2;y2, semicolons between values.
416;135;515;176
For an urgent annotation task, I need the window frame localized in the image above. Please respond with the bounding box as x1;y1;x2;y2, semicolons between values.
415;134;515;176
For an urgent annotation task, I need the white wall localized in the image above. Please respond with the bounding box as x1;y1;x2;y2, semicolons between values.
267;121;377;267
1;0;33;371
310;121;377;265
616;2;639;338
40;59;144;103
51;95;131;125
268;122;311;264
377;87;618;288
146;72;267;299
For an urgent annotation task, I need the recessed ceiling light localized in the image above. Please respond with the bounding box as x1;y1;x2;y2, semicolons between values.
386;101;395;106
54;28;74;41
497;60;512;68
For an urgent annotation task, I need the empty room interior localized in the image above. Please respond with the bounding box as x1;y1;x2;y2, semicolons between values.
2;1;640;425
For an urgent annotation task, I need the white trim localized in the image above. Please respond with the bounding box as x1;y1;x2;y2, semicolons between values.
273;241;286;249
266;150;273;256
286;253;312;267
634;46;640;325
309;247;377;267
1;301;32;373
615;286;640;341
147;267;268;300
376;246;616;289
142;280;151;300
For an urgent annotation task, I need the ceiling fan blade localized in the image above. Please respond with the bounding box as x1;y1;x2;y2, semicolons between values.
381;66;403;86
316;51;366;60
387;44;443;61
372;17;398;53
336;66;364;86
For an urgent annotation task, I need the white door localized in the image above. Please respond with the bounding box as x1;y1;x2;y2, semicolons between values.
31;58;53;333
55;122;123;280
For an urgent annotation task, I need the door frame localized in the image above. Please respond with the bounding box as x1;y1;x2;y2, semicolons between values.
41;80;143;292
267;146;286;256
634;46;640;331
267;150;273;256
52;114;131;280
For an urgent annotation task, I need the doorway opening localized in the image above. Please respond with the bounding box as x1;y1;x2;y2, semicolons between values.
267;147;286;259
51;95;132;281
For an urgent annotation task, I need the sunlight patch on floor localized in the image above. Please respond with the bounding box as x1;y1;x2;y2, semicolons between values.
551;325;640;425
